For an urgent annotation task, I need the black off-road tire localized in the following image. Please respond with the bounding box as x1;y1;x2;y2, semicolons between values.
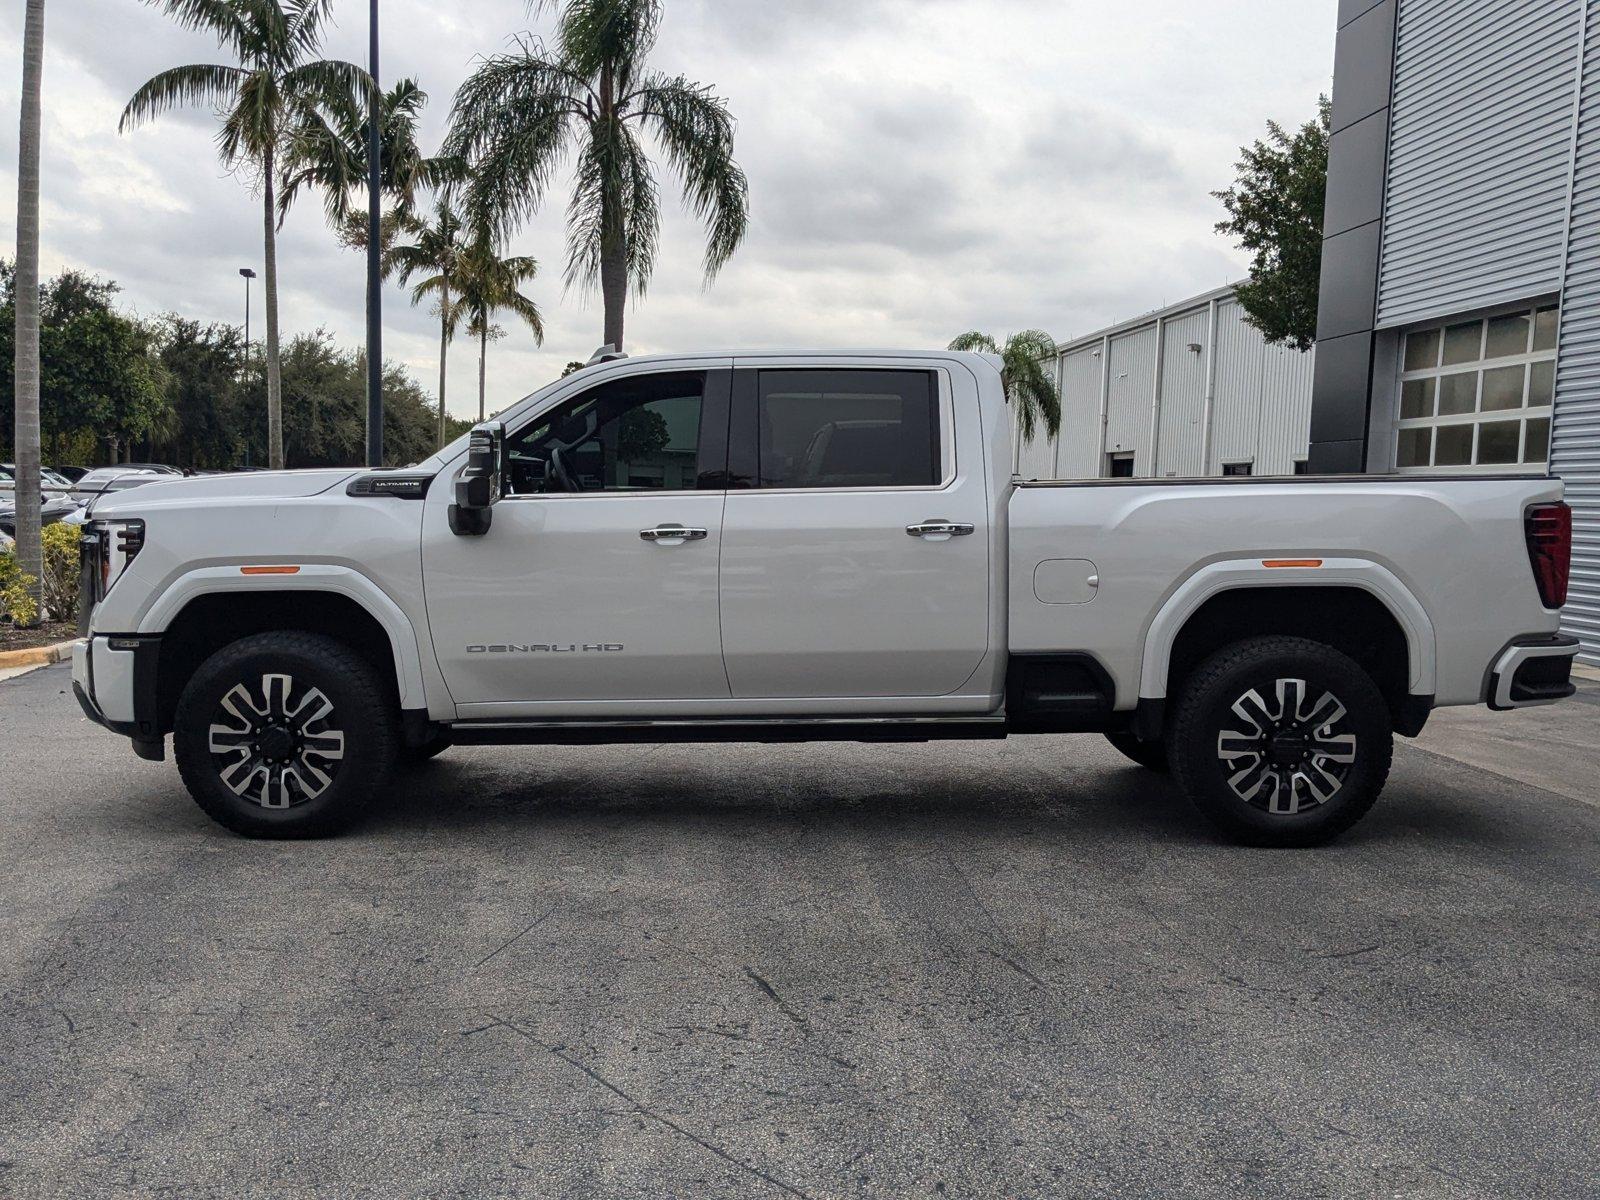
1168;636;1393;847
1104;731;1170;773
174;631;397;838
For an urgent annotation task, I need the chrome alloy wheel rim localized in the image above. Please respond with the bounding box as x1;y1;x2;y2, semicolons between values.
208;674;346;809
1215;678;1357;815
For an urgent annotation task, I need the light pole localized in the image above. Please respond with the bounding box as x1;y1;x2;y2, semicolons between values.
240;267;257;468
365;0;383;468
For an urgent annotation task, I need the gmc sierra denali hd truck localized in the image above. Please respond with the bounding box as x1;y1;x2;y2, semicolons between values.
72;349;1579;846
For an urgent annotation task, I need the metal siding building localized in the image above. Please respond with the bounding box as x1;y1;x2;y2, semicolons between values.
1020;287;1314;481
1314;0;1600;663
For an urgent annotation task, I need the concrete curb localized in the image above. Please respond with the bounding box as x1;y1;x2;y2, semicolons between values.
0;638;76;670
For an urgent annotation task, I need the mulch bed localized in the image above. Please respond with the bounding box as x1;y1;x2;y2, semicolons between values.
0;619;76;653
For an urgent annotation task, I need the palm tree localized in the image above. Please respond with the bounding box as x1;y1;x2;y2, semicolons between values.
120;1;368;471
387;202;468;448
10;0;45;622
280;76;459;246
947;330;1063;443
455;230;545;421
445;0;749;352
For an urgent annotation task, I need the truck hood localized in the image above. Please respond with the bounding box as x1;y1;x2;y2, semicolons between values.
89;468;360;518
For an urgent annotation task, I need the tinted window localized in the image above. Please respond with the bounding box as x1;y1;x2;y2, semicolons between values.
506;372;707;495
756;370;938;489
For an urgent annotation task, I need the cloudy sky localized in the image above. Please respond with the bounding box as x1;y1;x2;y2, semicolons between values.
0;0;1337;420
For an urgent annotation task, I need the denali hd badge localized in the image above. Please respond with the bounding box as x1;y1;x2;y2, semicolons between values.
467;643;625;653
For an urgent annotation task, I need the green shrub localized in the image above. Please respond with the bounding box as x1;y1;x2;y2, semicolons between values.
0;550;40;628
41;522;81;623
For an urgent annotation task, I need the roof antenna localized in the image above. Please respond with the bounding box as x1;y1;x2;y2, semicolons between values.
585;344;628;367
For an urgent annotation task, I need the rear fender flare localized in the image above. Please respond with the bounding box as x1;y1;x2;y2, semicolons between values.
1138;558;1436;701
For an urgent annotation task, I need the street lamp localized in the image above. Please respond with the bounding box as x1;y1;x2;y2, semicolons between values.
240;267;257;468
365;0;383;468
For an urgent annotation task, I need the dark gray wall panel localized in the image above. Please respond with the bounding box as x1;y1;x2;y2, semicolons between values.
1309;331;1375;444
1306;438;1368;473
1325;110;1390;236
1339;0;1385;27
1316;221;1383;341
1331;1;1397;133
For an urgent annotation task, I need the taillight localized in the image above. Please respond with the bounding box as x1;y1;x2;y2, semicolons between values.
1525;502;1572;609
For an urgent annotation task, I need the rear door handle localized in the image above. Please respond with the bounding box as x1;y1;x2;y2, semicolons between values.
906;521;975;538
640;524;709;543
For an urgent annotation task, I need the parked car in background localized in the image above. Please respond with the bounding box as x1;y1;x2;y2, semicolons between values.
2;464;77;498
119;463;184;477
69;468;161;505
0;491;79;536
52;466;91;483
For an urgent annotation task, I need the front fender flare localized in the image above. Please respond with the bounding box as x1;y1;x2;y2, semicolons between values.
136;564;428;709
1138;558;1437;701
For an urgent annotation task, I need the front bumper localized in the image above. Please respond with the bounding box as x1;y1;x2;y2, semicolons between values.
72;635;166;760
1488;634;1580;710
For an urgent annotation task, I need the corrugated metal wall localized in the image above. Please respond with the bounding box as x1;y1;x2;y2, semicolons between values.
1104;328;1159;469
1024;288;1314;481
1155;308;1210;477
1377;0;1583;329
1057;345;1104;478
1555;1;1600;665
1210;299;1267;471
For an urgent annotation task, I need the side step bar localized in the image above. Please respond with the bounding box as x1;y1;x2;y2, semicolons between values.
448;715;1010;746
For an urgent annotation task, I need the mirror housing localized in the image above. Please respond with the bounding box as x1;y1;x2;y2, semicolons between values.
449;421;504;536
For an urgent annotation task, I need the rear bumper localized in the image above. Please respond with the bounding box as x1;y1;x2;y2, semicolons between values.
1488;635;1580;710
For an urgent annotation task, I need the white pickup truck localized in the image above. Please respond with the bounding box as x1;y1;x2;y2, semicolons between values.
72;349;1579;846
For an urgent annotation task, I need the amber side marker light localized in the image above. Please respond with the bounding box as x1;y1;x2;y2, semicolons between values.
1262;559;1324;569
239;565;301;576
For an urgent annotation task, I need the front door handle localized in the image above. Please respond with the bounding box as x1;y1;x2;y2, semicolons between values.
640;524;709;543
906;521;975;539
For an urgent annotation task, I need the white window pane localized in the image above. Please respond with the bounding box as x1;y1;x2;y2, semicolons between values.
1397;427;1432;468
1400;378;1436;419
1524;417;1550;464
1478;420;1521;464
1438;372;1478;416
1404;329;1441;372
1481;365;1525;412
1485;313;1532;359
1435;424;1474;466
1443;321;1483;366
1533;306;1559;352
1529;359;1555;407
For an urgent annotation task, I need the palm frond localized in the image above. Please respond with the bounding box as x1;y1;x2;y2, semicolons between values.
119;62;248;134
1003;330;1061;441
141;0;255;60
557;0;661;88
946;331;1001;355
565;119;657;297
631;74;747;282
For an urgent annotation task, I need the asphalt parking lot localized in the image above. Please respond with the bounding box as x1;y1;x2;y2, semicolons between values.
1;662;1596;1199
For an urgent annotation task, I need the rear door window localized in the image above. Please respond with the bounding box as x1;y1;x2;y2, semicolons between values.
753;370;940;489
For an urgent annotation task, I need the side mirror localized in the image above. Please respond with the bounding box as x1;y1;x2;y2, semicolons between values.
449;421;504;536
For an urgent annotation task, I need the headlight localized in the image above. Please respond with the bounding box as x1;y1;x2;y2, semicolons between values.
89;518;145;599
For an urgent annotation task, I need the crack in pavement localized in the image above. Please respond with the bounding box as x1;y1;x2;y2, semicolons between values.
486;1016;817;1200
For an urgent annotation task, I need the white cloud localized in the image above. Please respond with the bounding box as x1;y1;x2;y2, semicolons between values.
0;0;1336;419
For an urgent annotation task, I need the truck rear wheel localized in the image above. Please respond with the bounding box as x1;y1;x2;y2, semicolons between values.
173;631;397;838
1104;731;1170;773
1168;636;1393;847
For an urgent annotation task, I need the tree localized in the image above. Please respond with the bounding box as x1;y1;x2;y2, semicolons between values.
1214;97;1330;352
387;202;468;448
446;0;749;351
946;331;1062;443
454;230;545;421
11;0;45;623
0;266;169;465
120;0;369;470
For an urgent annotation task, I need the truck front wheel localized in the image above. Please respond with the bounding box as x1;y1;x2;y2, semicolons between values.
1168;636;1393;847
173;631;397;838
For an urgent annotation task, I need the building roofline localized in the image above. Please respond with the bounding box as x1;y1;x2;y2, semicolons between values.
1051;282;1243;355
